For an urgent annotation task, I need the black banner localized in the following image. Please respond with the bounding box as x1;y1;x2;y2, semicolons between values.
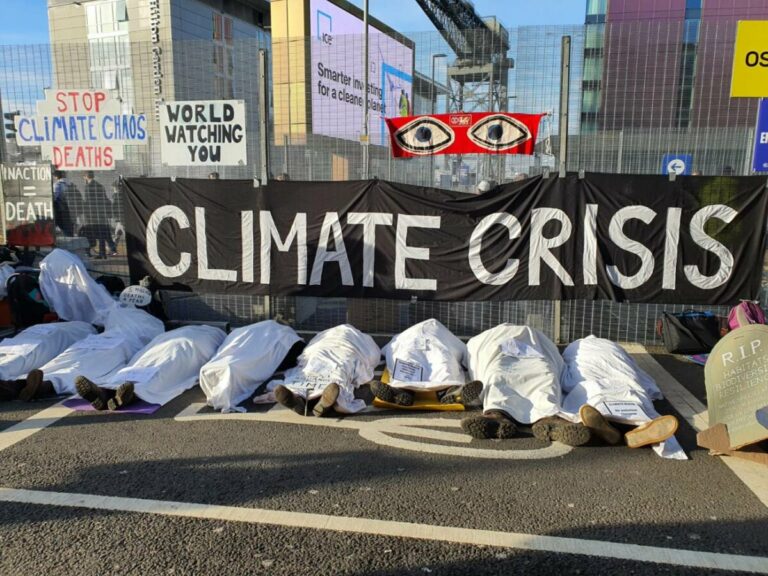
123;174;768;305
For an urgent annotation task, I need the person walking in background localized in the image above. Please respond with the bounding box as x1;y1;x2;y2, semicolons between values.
81;171;117;259
208;171;220;180
52;170;81;237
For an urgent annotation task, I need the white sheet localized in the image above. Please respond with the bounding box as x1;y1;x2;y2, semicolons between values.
269;324;380;414
103;325;226;406
382;319;467;390
0;263;15;299
0;321;95;380
467;324;564;424
42;306;164;395
199;320;302;412
560;335;687;460
39;249;115;325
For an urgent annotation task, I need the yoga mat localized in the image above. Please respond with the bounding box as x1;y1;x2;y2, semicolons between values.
685;353;709;366
63;396;161;414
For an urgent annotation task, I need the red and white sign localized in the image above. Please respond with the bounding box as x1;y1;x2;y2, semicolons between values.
14;89;147;170
385;112;544;158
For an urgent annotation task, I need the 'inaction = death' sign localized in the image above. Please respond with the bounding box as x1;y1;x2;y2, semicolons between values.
14;89;148;170
160;100;246;166
0;163;55;246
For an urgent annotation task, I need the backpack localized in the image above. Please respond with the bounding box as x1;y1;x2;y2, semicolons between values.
660;310;721;354
728;301;766;331
6;272;55;329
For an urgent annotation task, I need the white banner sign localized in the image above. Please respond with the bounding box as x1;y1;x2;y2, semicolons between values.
160;100;247;166
14;89;147;170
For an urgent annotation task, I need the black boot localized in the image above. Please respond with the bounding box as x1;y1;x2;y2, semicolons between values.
461;410;518;439
0;379;26;402
369;380;414;406
19;370;56;402
107;382;136;411
532;416;592;447
75;376;113;411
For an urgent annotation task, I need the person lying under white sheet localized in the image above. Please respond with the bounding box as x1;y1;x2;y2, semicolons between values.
39;248;116;326
0;321;96;401
270;324;380;417
460;324;591;446
74;325;226;410
199;320;304;413
371;319;481;407
560;335;684;459
16;304;165;401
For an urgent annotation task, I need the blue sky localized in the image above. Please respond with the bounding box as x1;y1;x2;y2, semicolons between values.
0;0;586;45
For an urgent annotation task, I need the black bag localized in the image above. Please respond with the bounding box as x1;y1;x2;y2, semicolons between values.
661;311;720;354
95;275;126;295
6;272;51;329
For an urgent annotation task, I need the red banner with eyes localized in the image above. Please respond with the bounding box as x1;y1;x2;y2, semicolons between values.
385;112;545;158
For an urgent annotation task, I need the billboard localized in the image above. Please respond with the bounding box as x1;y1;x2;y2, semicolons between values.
309;0;413;145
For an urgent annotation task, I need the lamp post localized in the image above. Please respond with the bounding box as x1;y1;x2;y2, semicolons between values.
430;53;446;114
430;53;446;186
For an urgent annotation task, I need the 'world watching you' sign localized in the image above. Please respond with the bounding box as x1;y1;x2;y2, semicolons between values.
14;89;148;170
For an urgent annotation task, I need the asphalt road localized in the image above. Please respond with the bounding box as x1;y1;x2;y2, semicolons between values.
0;352;766;576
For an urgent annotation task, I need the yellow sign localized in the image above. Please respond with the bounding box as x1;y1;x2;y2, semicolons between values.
731;21;768;98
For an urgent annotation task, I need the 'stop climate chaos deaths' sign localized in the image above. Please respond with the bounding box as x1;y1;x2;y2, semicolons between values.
14;89;148;170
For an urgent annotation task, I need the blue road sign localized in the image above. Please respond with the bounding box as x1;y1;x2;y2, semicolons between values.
662;154;693;176
753;99;768;173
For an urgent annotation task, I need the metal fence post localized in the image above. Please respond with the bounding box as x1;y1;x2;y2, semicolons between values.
258;48;269;185
558;35;571;177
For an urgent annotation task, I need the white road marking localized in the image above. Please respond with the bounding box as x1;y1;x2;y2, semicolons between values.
628;345;768;509
175;403;574;460
0;402;72;453
0;487;766;573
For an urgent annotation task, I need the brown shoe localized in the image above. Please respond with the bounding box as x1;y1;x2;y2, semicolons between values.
312;382;340;417
579;404;622;445
274;384;307;416
625;415;679;448
19;370;55;402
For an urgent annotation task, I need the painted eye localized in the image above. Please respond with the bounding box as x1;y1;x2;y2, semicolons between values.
467;114;532;151
393;117;455;155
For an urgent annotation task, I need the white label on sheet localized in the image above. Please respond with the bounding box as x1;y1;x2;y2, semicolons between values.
413;337;429;351
120;285;152;307
392;358;423;382
293;376;333;393
0;342;39;356
70;334;126;351
113;366;159;385
601;401;648;420
500;339;544;359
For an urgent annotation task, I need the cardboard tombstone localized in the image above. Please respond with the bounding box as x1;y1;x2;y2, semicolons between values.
698;324;768;465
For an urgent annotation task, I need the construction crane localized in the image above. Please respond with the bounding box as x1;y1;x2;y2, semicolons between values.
414;0;512;113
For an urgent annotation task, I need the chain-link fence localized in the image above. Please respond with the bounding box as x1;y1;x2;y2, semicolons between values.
0;18;765;344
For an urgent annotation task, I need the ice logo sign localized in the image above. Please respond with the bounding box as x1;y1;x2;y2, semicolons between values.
317;10;332;45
